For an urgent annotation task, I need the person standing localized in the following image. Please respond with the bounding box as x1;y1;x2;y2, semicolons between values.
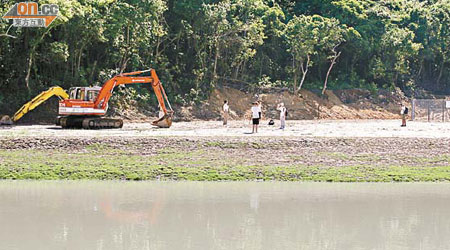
251;102;261;133
277;103;287;130
223;100;229;126
400;104;408;127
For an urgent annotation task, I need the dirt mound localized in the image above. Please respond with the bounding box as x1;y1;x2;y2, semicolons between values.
0;115;13;125
177;87;407;121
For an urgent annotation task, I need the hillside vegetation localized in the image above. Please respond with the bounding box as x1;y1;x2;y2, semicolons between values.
1;0;449;114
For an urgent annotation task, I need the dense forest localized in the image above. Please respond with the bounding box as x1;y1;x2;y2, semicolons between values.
0;0;449;111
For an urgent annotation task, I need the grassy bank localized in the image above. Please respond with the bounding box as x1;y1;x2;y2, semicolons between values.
1;147;450;182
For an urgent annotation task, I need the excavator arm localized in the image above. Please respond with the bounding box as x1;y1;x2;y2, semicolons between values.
94;69;173;128
13;86;69;122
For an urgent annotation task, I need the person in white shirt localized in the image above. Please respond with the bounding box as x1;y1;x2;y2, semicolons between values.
277;102;287;129
251;102;261;133
400;104;408;127
223;100;229;126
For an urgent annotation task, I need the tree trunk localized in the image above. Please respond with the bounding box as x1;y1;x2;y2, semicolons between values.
322;50;341;95
437;56;445;85
241;60;247;84
120;58;130;74
416;60;423;81
298;54;310;92
24;27;53;89
292;55;298;95
213;40;219;84
394;72;398;88
119;25;131;74
155;35;161;64
259;55;264;78
0;24;16;39
89;60;97;84
25;53;33;90
77;43;85;77
234;60;241;80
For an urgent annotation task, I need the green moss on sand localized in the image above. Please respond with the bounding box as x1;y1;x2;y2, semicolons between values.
1;149;450;182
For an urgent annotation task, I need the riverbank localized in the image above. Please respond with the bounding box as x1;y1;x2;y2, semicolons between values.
1;134;449;182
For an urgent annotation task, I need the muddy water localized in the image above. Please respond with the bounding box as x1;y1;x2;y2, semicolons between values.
0;182;449;250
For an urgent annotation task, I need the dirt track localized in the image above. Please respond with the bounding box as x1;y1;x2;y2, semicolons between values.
1;120;450;138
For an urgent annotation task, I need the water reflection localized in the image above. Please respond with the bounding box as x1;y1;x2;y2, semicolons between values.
0;182;449;250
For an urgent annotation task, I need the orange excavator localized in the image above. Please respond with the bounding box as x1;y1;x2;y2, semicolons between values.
57;68;173;129
4;68;173;129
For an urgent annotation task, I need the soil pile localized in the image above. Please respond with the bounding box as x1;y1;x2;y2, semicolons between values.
0;115;13;125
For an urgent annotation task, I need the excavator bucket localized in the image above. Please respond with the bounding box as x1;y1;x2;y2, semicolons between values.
0;115;13;125
152;113;173;128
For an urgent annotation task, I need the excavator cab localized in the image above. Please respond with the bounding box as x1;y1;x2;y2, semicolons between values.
69;87;101;101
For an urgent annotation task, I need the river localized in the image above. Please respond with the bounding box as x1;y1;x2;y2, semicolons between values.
0;181;449;250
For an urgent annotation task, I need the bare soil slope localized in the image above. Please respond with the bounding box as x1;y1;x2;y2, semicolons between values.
181;87;407;121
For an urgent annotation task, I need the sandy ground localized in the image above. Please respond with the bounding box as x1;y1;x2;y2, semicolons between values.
1;119;449;138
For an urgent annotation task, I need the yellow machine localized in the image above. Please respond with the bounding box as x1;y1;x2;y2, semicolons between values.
12;86;69;122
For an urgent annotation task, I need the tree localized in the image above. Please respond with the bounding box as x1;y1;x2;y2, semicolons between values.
1;0;450;114
317;17;347;95
203;0;267;85
379;26;421;88
104;0;168;73
284;15;318;95
428;1;450;86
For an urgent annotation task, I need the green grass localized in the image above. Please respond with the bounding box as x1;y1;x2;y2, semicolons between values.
203;141;267;149
1;149;450;182
315;152;382;162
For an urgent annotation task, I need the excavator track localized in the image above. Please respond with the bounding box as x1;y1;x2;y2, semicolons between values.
58;116;123;129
